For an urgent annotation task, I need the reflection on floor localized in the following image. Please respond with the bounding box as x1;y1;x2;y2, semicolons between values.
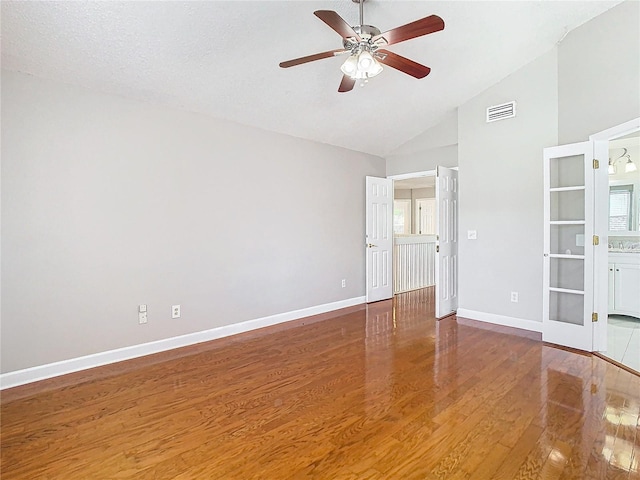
606;315;640;372
2;287;639;478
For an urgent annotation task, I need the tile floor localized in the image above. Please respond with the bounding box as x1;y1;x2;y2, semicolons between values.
605;314;640;372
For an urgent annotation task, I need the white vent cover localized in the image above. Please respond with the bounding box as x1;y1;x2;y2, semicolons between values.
486;101;517;122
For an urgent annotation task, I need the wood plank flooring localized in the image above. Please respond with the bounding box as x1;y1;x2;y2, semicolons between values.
2;287;639;479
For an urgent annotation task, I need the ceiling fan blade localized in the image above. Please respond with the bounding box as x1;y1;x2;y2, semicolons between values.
376;50;431;79
372;15;444;46
314;10;361;41
338;75;356;93
279;49;347;68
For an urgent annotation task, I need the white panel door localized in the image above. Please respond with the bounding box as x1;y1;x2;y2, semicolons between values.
416;198;436;235
435;166;458;318
366;176;393;303
543;141;594;351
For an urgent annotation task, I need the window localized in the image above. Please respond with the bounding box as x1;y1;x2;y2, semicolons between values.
609;185;633;231
393;199;411;234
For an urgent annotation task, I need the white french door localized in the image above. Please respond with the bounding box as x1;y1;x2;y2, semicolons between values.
435;166;458;318
365;176;393;303
543;141;594;351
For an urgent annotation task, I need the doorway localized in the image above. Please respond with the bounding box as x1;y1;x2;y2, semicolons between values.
387;168;459;319
391;172;437;295
542;117;639;359
598;128;640;372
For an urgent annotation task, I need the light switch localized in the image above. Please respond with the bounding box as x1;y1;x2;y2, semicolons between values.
467;230;477;240
139;304;147;313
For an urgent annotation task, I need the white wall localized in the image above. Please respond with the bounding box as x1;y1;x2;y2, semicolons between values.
558;0;640;144
394;190;412;200
411;188;434;200
1;71;385;373
386;110;458;176
457;49;559;326
446;1;639;332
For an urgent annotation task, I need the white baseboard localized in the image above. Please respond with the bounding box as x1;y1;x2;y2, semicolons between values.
1;296;366;390
456;308;543;333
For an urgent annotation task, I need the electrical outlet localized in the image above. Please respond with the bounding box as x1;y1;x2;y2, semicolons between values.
511;292;519;303
172;305;181;319
138;304;148;324
341;279;346;288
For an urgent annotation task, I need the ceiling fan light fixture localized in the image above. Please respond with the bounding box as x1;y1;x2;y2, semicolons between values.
366;57;383;77
358;50;374;69
340;55;358;76
341;50;383;80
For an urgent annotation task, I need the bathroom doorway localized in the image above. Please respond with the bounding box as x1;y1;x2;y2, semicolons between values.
602;131;640;372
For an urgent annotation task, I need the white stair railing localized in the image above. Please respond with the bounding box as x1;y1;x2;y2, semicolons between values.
393;235;436;294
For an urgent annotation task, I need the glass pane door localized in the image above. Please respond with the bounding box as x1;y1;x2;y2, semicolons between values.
543;142;594;351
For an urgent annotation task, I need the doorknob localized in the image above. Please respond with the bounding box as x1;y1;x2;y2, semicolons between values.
367;243;377;248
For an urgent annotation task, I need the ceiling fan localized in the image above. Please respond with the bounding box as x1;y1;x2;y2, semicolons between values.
279;0;445;93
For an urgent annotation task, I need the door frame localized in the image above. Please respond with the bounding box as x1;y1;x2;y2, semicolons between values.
590;117;640;352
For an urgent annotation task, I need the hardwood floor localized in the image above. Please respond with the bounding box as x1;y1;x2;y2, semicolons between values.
2;287;639;479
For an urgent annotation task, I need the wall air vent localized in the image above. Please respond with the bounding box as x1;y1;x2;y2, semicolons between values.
486;101;517;123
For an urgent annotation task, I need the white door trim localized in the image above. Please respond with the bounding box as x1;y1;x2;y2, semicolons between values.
387;168;458;183
388;170;437;181
590;118;640;142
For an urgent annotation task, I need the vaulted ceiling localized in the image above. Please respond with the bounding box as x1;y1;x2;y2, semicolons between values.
1;0;622;156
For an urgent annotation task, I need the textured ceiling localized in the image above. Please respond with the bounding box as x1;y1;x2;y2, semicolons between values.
0;0;622;156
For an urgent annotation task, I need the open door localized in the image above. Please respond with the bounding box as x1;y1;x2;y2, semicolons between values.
435;166;458;318
543;142;594;351
365;176;393;303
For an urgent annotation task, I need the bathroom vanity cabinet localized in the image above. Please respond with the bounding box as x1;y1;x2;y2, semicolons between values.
608;253;640;318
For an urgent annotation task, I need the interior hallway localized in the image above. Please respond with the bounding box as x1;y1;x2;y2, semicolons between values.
1;287;639;479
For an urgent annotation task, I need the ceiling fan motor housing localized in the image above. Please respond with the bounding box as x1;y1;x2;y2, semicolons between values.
354;25;381;39
343;25;384;53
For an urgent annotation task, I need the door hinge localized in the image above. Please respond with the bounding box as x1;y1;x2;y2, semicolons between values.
592;312;598;323
593;159;600;169
436;245;440;253
593;235;599;246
